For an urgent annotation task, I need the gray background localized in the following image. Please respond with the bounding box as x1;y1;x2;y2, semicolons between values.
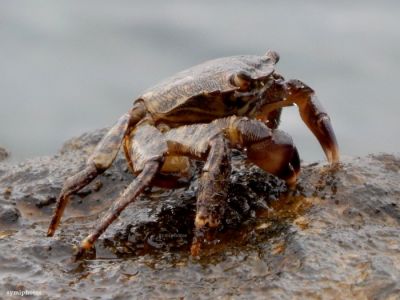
1;1;399;162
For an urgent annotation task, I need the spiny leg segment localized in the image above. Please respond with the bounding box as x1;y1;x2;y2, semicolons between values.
75;161;160;259
47;103;146;237
191;135;231;256
47;162;99;237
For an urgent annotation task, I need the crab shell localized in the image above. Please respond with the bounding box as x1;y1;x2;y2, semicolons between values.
137;51;279;126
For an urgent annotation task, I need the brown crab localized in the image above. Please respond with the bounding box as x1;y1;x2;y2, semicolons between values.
47;50;339;257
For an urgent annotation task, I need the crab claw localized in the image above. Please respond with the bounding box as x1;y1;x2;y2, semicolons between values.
286;80;339;164
246;129;300;188
309;107;339;164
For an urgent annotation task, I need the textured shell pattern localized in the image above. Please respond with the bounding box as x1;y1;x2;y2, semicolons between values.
138;55;277;115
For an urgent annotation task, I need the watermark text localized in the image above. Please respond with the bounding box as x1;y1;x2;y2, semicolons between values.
6;290;42;297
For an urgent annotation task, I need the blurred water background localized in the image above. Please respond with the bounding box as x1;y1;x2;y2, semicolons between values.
1;1;399;162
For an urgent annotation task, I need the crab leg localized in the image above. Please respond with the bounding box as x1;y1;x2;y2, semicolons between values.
47;162;99;237
191;134;231;256
75;161;159;259
47;103;146;237
259;79;339;164
191;118;301;255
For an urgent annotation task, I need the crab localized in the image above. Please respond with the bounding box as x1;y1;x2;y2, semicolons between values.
47;50;339;257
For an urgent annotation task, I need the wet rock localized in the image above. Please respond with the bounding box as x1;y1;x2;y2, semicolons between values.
0;204;20;225
0;129;399;299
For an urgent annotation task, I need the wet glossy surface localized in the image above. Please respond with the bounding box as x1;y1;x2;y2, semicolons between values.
0;129;399;299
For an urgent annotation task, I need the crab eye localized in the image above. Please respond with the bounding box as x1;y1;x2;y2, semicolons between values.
230;71;252;91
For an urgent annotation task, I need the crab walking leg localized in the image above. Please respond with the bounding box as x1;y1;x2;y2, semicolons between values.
47;163;99;237
191;135;231;256
258;80;339;164
189;118;300;255
47;113;129;236
47;103;146;237
75;161;159;258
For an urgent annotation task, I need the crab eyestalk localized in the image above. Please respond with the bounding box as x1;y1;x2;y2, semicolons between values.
285;80;339;164
230;71;252;91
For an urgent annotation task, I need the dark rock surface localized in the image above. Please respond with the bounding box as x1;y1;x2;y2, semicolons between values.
0;129;399;299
